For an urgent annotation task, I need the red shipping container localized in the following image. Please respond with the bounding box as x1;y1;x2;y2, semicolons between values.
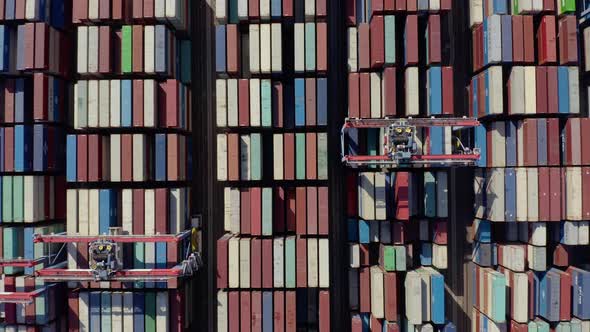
395;0;406;10
132;25;144;73
395;172;409;220
132;0;143;19
133;80;144;127
319;291;330;332
227;24;240;74
523;15;535;63
427;15;442;65
371;0;384;17
316;0;327;17
262;239;273;288
559;16;578;65
384;0;395;11
228;292;239;332
371;316;383;331
405;15;419;65
383;67;397;117
251;187;262;236
216;236;228;289
285;291;296;331
283;0;293;17
553;245;570;267
317;23;328;72
101;0;112;19
537;16;557;65
358;24;370;70
347;174;358;217
349;73;360;118
359;267;371;312
306;186;318;235
252;291;262;332
88;135;103;181
359;244;370;266
34;23;48;71
512;16;524;62
249;0;259;18
549;167;562;221
360;73;370;118
559;271;572;321
442;67;454;115
407;0;417;11
546;66;559;114
227;133;239;181
296;237;307;287
536;67;548;114
441;0;452;10
24;23;35;70
538;168;550;221
238;79;250;126
77;134;88;182
99;26;112;73
523;120;538;166
241;292;252;332
68;292;79;332
547;118;560;166
370;15;385;68
306;133;317;179
274;292;285;332
33;74;48;121
542;0;554;10
251;238;262;288
384;272;398;321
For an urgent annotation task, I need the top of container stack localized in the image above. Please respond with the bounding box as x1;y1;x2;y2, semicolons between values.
72;0;191;34
346;0;452;27
215;0;327;23
0;0;70;30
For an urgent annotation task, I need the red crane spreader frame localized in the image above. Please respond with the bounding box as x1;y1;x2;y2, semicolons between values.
33;230;193;244
341;117;481;168
0;287;47;304
0;257;47;268
35;267;186;282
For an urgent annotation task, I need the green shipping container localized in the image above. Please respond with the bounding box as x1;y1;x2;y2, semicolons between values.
317;133;328;180
262;188;273;236
385;16;396;64
145;292;157;332
261;80;272;127
250;134;262;181
424;172;437;218
2;176;13;222
381;245;396;271
305;23;316;72
122;26;133;73
285;236;296;288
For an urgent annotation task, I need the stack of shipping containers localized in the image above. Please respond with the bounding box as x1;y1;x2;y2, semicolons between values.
64;1;196;331
214;0;331;330
345;0;455;330
0;0;70;330
469;0;590;330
